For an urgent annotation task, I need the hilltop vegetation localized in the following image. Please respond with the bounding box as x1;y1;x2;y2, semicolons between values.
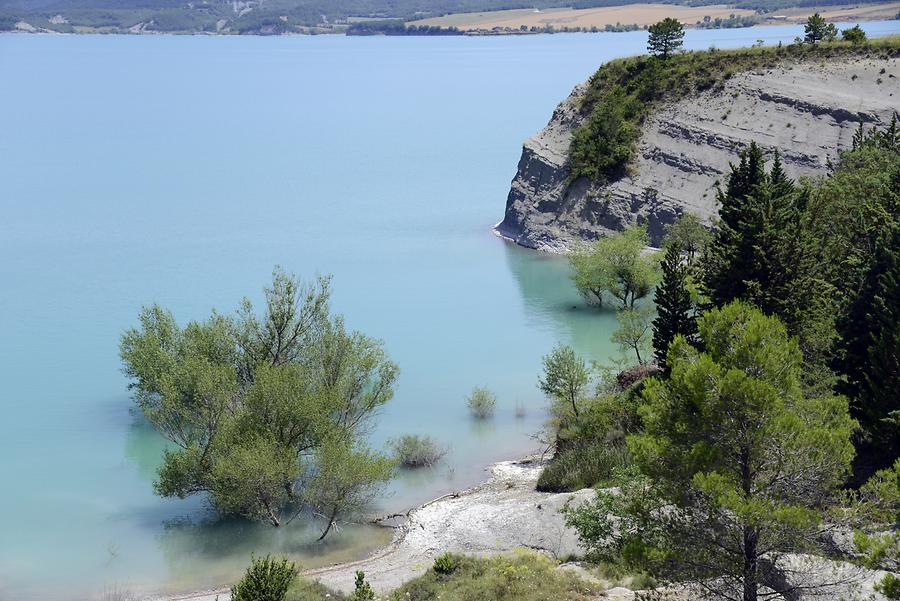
569;33;900;183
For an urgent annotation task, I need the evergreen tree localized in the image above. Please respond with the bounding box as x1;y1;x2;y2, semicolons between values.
842;24;867;45
839;227;900;462
647;18;684;59
652;242;697;369
704;141;767;307
804;13;835;44
865;230;900;455
705;147;816;332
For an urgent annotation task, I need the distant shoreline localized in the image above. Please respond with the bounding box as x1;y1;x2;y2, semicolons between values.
5;1;898;36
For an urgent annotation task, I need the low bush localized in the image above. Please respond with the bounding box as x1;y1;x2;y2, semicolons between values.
232;555;297;601
389;551;600;601
876;573;900;600
433;552;461;575
390;434;447;468
352;571;375;601
466;387;496;419
537;443;631;492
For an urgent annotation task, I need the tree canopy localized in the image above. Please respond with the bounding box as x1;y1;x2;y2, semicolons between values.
804;13;837;43
647;17;684;58
120;268;397;534
567;302;857;601
569;225;661;309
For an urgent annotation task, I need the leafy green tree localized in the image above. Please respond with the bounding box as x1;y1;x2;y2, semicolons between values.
842;24;867;44
231;555;297;601
652;243;697;369
569;225;661;309
647;17;684;58
302;436;395;540
567;302;857;601
119;268;398;533
804;13;836;43
612;306;654;366
664;213;710;269
539;344;590;421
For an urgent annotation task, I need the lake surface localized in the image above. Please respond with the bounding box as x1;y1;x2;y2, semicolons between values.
2;21;898;600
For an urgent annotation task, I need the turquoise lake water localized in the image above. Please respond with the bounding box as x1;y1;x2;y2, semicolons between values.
2;21;898;600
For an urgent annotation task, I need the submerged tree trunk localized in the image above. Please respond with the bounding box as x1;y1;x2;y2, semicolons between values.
318;508;338;541
264;501;281;527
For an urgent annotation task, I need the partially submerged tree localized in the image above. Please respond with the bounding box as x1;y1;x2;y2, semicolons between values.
569;225;661;309
647;17;684;58
567;302;857;601
302;436;395;541
120;267;398;534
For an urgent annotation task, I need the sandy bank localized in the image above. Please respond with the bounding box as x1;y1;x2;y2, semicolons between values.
152;458;594;600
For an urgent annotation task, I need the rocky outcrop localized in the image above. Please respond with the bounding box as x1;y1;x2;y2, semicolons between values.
496;56;900;251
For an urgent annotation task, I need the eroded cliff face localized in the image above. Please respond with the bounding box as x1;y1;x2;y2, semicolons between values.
496;57;900;251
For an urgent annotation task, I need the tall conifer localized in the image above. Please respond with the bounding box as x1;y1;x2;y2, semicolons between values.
652;242;697;369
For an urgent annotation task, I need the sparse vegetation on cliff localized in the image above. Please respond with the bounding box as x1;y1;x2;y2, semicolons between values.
568;34;900;183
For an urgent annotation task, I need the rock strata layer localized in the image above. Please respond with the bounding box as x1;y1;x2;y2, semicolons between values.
496;57;900;251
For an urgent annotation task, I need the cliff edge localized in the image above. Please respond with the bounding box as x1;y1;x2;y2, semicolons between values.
496;54;899;251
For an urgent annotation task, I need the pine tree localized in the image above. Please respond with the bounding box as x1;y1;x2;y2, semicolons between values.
704;141;767;307
652;242;697;369
840;226;900;462
804;13;829;44
647;18;684;59
864;229;900;457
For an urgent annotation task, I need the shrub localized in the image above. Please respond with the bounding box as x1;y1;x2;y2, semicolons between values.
466;387;496;419
876;573;900;599
389;551;600;601
231;555;297;601
390;434;447;468
352;571;375;601
537;443;631;492
433;552;461;575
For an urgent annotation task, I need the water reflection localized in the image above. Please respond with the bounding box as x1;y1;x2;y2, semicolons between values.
153;513;392;595
500;240;618;364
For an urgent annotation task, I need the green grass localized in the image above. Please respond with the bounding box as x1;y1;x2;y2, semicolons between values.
389;551;601;601
285;578;347;600
569;36;900;183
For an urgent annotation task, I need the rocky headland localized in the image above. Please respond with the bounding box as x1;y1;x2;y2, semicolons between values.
496;50;900;251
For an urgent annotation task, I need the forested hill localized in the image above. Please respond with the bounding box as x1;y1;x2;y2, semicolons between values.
1;0;896;33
